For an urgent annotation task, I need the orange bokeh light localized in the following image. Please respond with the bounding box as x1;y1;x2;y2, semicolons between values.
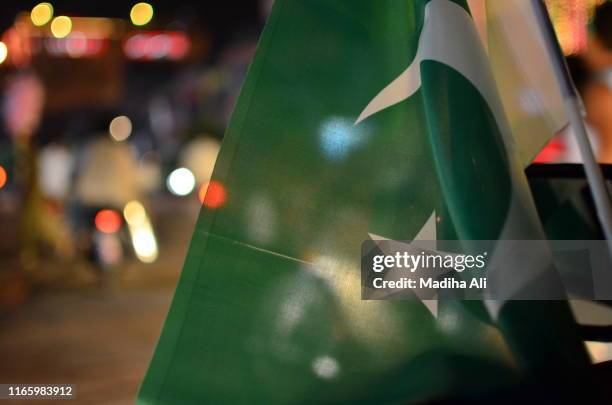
0;166;6;189
94;209;122;233
198;181;227;209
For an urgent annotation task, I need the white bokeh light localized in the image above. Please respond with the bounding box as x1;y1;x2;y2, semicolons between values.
167;167;195;196
132;227;158;263
312;356;340;379
109;115;133;142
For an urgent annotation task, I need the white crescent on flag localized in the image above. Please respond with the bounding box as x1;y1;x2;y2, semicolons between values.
355;0;512;152
359;0;561;319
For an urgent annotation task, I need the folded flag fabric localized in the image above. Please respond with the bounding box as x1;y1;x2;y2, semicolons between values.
139;1;589;403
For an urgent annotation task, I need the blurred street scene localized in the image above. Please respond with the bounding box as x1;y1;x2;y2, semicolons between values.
0;1;268;402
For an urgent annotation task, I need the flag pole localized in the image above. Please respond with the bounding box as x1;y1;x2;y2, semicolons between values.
531;0;612;249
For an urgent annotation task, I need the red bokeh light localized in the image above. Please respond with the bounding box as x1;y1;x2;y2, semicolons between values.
198;181;227;209
94;209;122;234
0;166;6;189
533;136;566;163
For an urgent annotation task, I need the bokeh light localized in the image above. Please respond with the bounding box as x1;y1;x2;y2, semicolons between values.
131;228;158;263
50;16;72;39
0;42;7;65
319;117;366;161
31;3;54;26
96;233;123;266
312;355;340;379
122;200;158;263
0;166;7;189
167;168;195;196
546;0;606;55
130;3;154;26
123;200;147;226
94;209;122;234
109;115;133;142
198;181;227;209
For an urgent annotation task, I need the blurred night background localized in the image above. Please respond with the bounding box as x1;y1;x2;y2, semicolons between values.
0;0;608;403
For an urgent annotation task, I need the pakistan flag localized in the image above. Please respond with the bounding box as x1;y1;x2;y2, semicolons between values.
139;0;590;403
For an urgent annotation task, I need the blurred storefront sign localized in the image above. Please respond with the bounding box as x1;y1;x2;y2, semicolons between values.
0;14;126;110
33;44;124;111
44;36;108;59
123;31;191;61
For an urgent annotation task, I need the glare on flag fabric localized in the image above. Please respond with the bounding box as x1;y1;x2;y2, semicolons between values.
139;1;589;403
479;0;569;167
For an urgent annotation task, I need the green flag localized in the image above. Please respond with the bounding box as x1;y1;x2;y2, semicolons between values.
139;1;589;403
